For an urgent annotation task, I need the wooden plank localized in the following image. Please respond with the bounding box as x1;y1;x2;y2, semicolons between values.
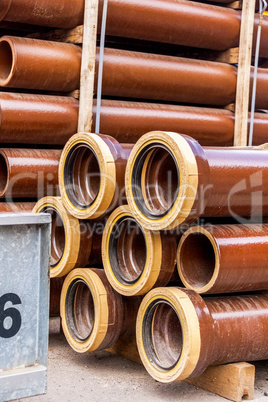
187;362;255;402
27;26;83;44
107;337;142;365
77;0;99;133
233;0;255;146
215;47;239;64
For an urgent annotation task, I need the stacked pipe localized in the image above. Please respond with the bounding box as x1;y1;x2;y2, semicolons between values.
4;0;268;393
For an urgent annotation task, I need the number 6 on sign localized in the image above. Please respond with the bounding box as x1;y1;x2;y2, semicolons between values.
0;293;22;339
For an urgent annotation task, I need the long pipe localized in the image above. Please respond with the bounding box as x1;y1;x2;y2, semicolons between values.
59;133;133;220
102;205;177;296
126;131;268;230
61;268;141;353
177;224;268;294
0;0;84;29
0;93;79;145
33;197;102;278
0;36;81;92
0;202;35;213
137;287;268;382
0;148;61;199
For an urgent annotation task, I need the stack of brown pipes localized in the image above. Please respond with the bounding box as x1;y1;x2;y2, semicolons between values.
3;0;268;391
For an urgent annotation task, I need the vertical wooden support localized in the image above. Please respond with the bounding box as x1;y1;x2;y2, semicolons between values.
78;0;99;133
233;0;255;146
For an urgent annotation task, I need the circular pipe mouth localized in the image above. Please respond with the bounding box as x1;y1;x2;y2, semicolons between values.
0;38;14;85
64;143;101;210
39;206;66;268
131;143;180;219
177;228;218;292
108;216;147;285
0;153;9;196
65;278;95;342
142;299;183;371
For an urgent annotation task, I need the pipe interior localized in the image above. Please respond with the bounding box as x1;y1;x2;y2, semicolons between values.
0;154;8;194
65;279;95;342
132;144;179;218
143;300;183;371
64;144;101;209
179;232;216;288
109;217;147;284
0;41;13;81
41;206;65;267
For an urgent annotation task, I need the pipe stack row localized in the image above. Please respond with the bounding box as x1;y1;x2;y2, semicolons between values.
2;0;268;390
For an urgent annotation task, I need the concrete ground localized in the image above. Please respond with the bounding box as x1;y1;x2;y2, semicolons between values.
18;318;268;402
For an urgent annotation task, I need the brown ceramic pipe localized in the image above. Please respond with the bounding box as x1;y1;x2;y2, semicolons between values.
61;268;141;353
126;131;268;230
50;277;65;317
0;36;81;92
1;0;84;29
102;205;178;296
93;100;268;146
0;148;61;199
59;133;133;220
177;224;268;294
0;201;35;212
0;92;78;145
137;287;268;382
33;197;102;278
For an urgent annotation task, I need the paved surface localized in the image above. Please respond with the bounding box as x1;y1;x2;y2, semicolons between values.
17;318;268;402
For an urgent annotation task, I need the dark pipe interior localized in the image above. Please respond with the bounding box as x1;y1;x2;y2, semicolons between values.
142;300;183;371
109;216;147;284
0;41;13;81
0;154;8;194
179;232;216;288
64;144;101;209
65;279;95;342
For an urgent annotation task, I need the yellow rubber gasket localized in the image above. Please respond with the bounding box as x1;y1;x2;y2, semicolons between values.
136;287;201;383
125;131;199;231
60;268;109;353
59;132;116;219
33;196;80;278
102;205;162;296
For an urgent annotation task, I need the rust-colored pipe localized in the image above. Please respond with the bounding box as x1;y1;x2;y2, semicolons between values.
59;133;133;220
102;205;177;296
50;277;65;317
0;202;35;213
93;100;268;146
0;36;81;92
177;224;268;294
33;197;102;278
126;131;268;230
60;268;141;353
1;0;84;29
0;148;61;199
0;92;79;145
137;287;268;382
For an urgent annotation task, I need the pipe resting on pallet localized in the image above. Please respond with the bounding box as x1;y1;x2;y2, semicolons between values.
59;133;133;219
177;224;268;294
136;287;268;382
61;268;141;353
126;131;268;230
33;197;102;278
102;205;178;296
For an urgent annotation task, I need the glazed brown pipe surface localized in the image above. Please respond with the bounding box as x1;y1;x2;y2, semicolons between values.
0;202;35;213
93;100;268;146
1;0;84;29
0;148;61;198
0;93;79;145
0;36;81;92
178;224;268;294
50;277;65;317
97;0;268;56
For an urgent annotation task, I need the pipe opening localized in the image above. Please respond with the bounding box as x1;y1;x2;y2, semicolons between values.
65;278;94;342
0;153;8;195
108;216;146;284
179;232;216;288
142;299;183;371
132;143;180;219
0;41;13;82
64;144;101;209
40;206;65;267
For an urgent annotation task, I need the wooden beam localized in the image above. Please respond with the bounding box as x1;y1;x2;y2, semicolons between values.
77;0;99;133
233;0;255;146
